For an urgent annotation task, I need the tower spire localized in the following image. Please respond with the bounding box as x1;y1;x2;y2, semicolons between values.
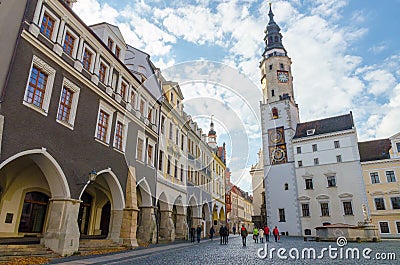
263;3;286;57
208;115;217;149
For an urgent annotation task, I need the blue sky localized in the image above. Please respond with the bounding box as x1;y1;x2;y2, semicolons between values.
74;0;400;193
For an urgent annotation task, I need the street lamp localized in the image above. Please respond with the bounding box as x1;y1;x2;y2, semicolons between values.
78;170;98;201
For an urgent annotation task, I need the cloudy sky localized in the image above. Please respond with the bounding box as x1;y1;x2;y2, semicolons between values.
73;0;400;193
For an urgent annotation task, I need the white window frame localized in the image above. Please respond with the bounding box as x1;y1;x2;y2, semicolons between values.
23;55;56;116
370;172;380;184
94;100;115;144
81;43;96;72
374;197;386;210
136;131;145;162
396;221;400;234
61;27;79;58
56;77;80;129
147;139;156;167
38;7;60;42
113;113;129;152
307;129;315;136
98;59;110;85
378;221;390;234
342;200;353;215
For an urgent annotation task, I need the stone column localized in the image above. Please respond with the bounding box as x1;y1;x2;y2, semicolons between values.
137;206;157;244
174;213;187;240
119;166;139;247
42;198;80;256
159;210;175;242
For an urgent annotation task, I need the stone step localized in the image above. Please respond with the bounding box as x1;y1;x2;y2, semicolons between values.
0;244;45;249
0;253;60;262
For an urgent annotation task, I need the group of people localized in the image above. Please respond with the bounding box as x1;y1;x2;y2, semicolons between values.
240;225;280;246
191;224;280;247
190;225;203;243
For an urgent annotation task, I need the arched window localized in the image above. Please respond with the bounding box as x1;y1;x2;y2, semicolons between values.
284;183;289;190
272;108;279;119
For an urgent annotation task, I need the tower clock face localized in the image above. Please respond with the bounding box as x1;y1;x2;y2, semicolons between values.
277;71;289;83
269;130;283;143
271;148;286;162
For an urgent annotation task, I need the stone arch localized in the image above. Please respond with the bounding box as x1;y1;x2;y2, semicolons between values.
219;207;226;223
0;148;70;199
95;168;125;210
157;192;169;211
136;178;152;207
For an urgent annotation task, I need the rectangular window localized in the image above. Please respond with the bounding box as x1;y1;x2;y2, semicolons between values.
40;13;55;38
391;197;400;210
305;179;313;190
161;116;165;134
169;122;173;140
327;176;336;187
386;171;396;182
170;92;174;103
174;160;178;178
167;155;171;175
147;108;153;122
63;32;75;56
147;144;153;166
320;203;329;216
57;86;74;123
314;158;319;165
301;204;310;217
176;129;179;145
82;48;92;71
158;150;163;171
181;135;184;150
96;110;109;142
370;172;380;184
312;144;317;152
297;147;301;154
269;64;273;70
180;164;184;181
113;121;123;151
99;62;107;83
375;198;385;210
139;99;145;115
130;90;137;107
379;222;390;233
26;66;48;108
280;63;284;70
136;138;144;161
120;82;127;100
278;208;286;222
334;140;340;148
336;155;342;163
107;38;114;50
396;222;400;233
298;160;303;167
343;201;353;215
271;89;275;97
115;46;121;58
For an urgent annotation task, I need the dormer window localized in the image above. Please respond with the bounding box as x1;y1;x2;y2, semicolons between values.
107;38;114;50
272;108;279;119
306;129;315;136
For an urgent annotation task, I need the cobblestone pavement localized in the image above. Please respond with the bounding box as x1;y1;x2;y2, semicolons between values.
53;236;399;265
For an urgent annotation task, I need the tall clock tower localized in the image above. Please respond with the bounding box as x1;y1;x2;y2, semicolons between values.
260;4;301;235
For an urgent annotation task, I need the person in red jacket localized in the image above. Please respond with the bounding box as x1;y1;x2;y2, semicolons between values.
273;226;279;242
264;225;270;242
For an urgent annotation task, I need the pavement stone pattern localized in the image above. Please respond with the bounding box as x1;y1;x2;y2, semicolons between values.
51;236;399;265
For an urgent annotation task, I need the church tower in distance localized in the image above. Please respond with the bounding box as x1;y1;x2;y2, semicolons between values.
259;3;301;235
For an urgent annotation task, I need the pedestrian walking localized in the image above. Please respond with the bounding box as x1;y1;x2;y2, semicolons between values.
219;225;224;245
190;226;196;243
273;226;279;242
196;225;202;243
240;224;248;247
232;226;236;235
263;225;270;242
210;226;215;240
259;227;264;243
223;225;229;244
253;227;259;243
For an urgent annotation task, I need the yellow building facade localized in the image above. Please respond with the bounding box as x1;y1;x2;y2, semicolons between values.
359;133;400;238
